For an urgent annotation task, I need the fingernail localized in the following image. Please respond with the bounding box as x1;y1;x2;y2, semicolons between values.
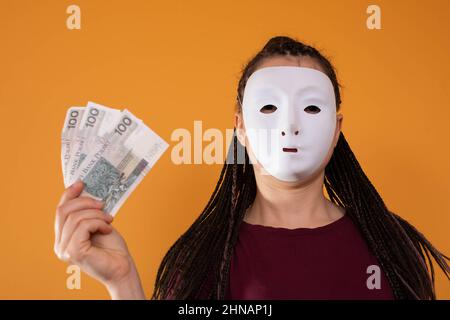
71;179;83;188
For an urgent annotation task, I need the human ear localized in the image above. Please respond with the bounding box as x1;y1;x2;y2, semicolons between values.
333;113;343;148
234;112;246;147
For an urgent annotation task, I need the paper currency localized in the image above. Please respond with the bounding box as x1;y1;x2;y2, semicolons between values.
61;107;85;187
65;102;122;187
60;102;168;217
76;110;168;216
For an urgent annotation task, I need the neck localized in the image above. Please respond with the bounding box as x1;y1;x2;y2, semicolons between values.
244;170;345;229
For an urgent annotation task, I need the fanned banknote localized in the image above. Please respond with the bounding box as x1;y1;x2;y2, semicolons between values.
61;103;168;216
61;106;85;187
65;102;122;187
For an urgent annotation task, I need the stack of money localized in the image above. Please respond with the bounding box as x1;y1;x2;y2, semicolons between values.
61;101;169;216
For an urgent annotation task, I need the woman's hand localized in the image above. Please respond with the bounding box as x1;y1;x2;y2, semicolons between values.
53;180;145;299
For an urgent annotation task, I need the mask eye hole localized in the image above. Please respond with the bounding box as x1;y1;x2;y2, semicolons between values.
304;105;321;114
260;104;278;114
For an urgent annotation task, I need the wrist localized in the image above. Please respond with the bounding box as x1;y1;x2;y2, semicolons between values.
105;260;145;300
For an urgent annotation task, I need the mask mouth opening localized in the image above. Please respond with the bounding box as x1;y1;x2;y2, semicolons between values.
282;147;298;153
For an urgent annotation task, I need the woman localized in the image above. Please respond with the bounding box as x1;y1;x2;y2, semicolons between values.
53;36;449;300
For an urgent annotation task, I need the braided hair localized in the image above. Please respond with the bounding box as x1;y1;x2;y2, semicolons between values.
151;36;449;300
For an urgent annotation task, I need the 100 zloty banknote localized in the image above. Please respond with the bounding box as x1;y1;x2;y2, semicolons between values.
61;106;85;187
61;102;168;216
65;102;122;188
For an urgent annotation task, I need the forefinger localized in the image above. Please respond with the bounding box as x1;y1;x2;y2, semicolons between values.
55;180;85;242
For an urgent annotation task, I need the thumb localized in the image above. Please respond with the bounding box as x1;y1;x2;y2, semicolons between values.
58;179;84;206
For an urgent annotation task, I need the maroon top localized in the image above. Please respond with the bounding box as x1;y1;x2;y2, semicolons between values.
223;212;394;299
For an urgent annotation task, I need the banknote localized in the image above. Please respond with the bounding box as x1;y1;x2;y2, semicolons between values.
61;106;85;187
65;102;122;187
74;109;169;216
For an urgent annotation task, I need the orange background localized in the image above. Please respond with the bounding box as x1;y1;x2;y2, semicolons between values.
0;0;448;299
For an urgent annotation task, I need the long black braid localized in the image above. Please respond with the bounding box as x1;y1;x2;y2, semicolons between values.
151;36;449;300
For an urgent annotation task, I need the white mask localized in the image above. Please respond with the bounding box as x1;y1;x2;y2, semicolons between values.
241;66;337;182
